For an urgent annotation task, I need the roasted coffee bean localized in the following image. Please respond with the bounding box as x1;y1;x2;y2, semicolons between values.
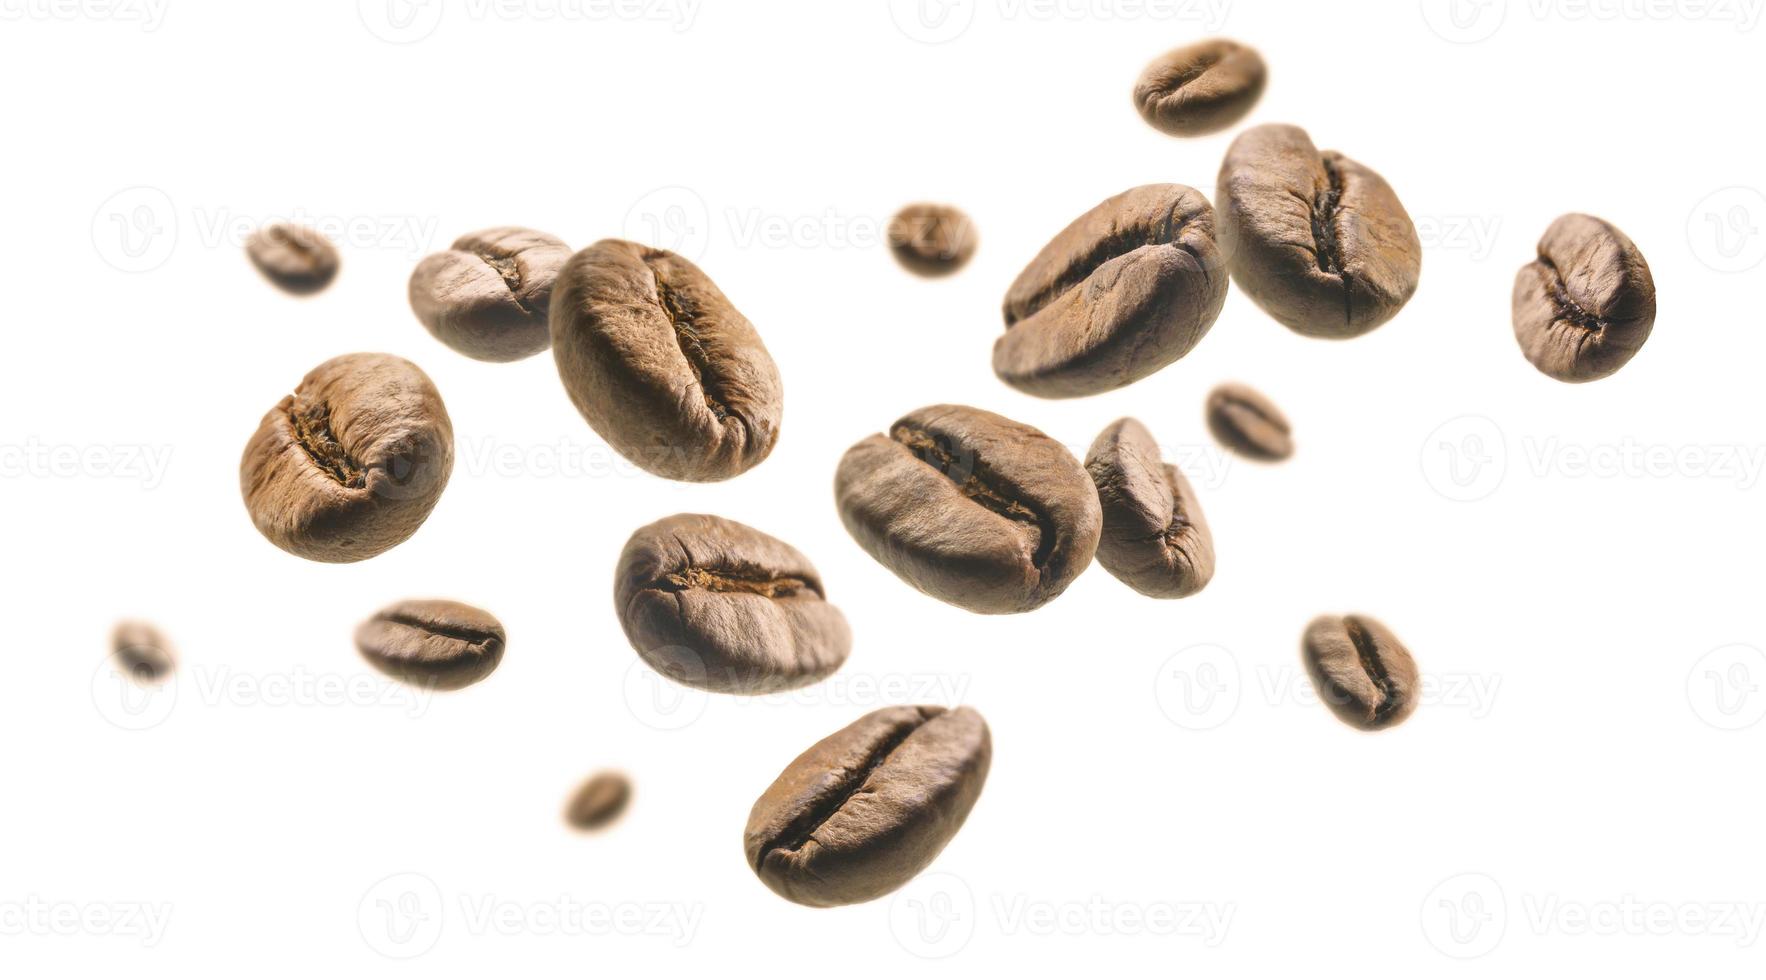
1132;38;1266;137
240;353;454;563
1205;382;1292;461
550;240;782;482
614;513;851;695
996;184;1226;397
354;599;505;690
834;405;1101;614
245;223;339;295
1084;418;1214;598
1512;213;1656;383
887;203;977;277
564;771;632;831
1302;614;1419;731
1216;124;1421;338
744;705;990;908
409;227;571;363
111;620;175;683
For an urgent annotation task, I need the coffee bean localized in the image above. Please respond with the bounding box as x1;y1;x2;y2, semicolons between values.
564;771;632;831
409;227;571;363
1216;124;1421;338
1084;418;1214;598
614;513;851;695
1205;382;1292;461
240;353;454;563
744;705;990;907
246;223;339;295
1302;614;1419;731
887;203;977;277
835;404;1101;614
550;240;782;482
355;599;505;690
1512;213;1656;383
1132;38;1266;137
111;620;175;683
996;184;1227;397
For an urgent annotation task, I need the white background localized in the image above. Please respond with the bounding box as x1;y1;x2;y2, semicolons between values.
4;0;1765;975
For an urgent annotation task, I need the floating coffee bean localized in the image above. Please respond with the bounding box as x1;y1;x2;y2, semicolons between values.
614;513;851;695
1132;38;1266;137
354;599;505;691
1302;614;1419;731
550;240;782;482
1216;124;1421;338
834;404;1101;614
744;705;990;907
1084;418;1214;598
245;223;339;295
240;353;454;563
564;771;632;831
1205;382;1292;461
1512;213;1656;383
111;620;175;683
996;184;1227;397
887;203;977;277
409;227;571;363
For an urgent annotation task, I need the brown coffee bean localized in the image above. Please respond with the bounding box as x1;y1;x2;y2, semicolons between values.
1302;614;1419;731
354;599;505;691
1216;124;1421;338
1512;213;1656;383
614;513;851;695
996;184;1227;397
1084;418;1214;598
887;203;977;277
246;223;339;295
744;705;990;907
240;353;454;563
409;227;571;363
550;240;782;482
1205;382;1292;461
1132;38;1267;137
111;620;175;683
834;404;1101;614
564;771;632;831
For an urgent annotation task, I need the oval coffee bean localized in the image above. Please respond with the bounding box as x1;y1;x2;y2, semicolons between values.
550;240;782;482
354;599;505;691
1512;213;1656;383
409;227;571;363
1084;418;1214;598
744;705;991;908
614;513;851;695
111;620;175;683
1216;123;1421;338
240;353;454;563
1205;382;1292;461
887;203;977;277
1132;38;1266;137
564;771;632;831
1302;614;1419;731
834;404;1101;614
996;184;1227;397
245;223;339;295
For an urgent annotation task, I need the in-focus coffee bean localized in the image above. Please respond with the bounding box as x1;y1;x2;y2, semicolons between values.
996;185;1226;397
1132;38;1266;137
887;203;977;277
1216;124;1421;338
564;771;632;831
835;404;1101;614
246;223;339;295
409;227;571;362
355;599;505;690
744;705;990;907
111;620;175;683
240;353;454;563
551;240;782;482
614;513;851;694
1085;418;1214;598
1205;382;1292;461
1302;614;1419;731
1512;213;1656;383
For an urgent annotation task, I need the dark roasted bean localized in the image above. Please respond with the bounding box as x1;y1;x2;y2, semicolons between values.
409;227;571;362
1302;614;1420;731
1085;418;1214;598
887;203;977;277
1512;213;1656;382
354;599;505;691
1205;382;1292;461
1132;38;1266;137
246;223;339;295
